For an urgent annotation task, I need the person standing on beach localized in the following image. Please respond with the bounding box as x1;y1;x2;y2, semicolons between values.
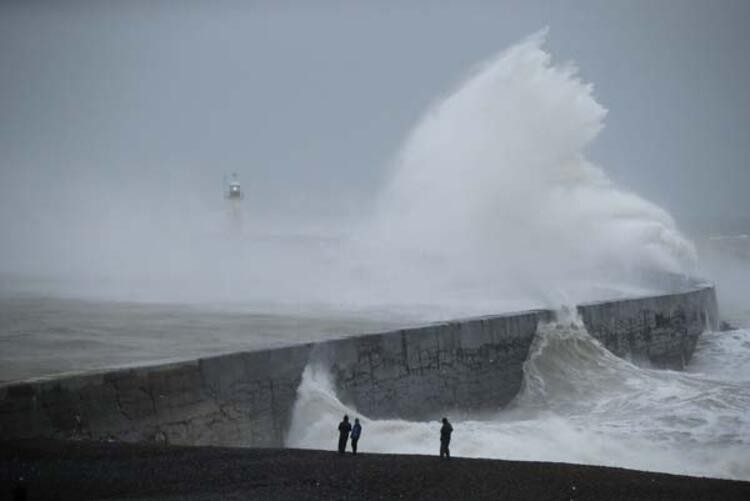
337;415;352;455
440;417;453;459
350;418;362;455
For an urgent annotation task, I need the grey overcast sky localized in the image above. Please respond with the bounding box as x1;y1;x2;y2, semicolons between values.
1;0;749;241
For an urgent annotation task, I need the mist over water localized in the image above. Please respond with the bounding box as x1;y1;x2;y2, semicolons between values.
2;31;698;319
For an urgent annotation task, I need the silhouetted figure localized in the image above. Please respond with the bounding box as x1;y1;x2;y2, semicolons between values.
440;417;453;459
337;414;352;455
351;418;362;455
12;477;27;501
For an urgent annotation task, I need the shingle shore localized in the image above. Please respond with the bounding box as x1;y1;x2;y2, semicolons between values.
1;440;748;500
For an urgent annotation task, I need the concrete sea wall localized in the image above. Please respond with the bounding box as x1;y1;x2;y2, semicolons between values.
0;285;718;447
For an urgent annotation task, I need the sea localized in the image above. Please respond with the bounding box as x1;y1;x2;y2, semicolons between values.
1;31;748;481
3;274;747;480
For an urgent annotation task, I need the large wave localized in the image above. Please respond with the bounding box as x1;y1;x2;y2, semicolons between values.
360;30;696;309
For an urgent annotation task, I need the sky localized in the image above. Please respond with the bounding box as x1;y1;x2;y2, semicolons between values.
1;0;749;279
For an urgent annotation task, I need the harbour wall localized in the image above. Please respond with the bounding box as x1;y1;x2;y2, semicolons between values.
0;285;718;447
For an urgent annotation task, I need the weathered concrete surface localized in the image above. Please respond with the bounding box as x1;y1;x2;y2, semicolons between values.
579;286;719;369
0;346;313;448
329;310;551;420
0;285;718;447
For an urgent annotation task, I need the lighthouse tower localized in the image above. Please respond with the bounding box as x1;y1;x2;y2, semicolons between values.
224;172;243;230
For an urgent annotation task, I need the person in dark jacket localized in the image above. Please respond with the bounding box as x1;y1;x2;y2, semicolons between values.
337;415;352;455
440;417;453;459
350;418;362;455
12;477;27;501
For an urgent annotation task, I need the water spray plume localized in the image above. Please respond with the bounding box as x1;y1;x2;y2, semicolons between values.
365;30;696;309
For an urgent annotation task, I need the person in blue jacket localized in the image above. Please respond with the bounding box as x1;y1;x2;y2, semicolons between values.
350;418;362;455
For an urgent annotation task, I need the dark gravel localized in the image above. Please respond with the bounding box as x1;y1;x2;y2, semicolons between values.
1;440;748;500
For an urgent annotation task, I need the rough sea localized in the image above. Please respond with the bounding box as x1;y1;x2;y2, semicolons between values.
2;31;748;481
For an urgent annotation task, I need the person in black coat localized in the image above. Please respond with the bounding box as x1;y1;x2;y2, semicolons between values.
440;417;453;459
337;415;352;455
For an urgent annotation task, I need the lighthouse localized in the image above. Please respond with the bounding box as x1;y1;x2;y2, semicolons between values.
226;172;242;200
224;172;243;230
